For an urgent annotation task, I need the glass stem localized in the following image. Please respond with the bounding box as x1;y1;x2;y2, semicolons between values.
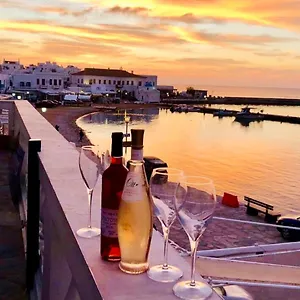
87;188;93;229
162;225;170;269
189;236;200;287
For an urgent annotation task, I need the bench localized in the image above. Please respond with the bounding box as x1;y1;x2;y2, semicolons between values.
244;196;281;223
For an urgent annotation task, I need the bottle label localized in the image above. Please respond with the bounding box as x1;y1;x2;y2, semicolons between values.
122;172;144;202
101;208;118;238
131;149;143;161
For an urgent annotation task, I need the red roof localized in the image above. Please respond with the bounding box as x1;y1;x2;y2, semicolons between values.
72;68;146;78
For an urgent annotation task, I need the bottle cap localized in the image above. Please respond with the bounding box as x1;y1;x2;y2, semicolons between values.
131;129;144;149
111;132;124;157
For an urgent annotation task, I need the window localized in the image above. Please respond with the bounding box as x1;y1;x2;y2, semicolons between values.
108;80;111;84
20;82;25;87
78;79;80;83
131;81;134;85
122;81;124;85
89;79;93;85
99;80;101;84
49;79;52;85
54;79;57;86
81;79;83;84
42;79;45;85
127;81;129;85
113;80;116;84
93;79;96;84
104;80;106;84
153;82;155;86
117;80;121;85
26;82;31;87
138;81;142;86
59;80;62;85
37;78;40;85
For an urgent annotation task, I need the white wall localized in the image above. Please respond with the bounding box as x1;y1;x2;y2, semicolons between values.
11;73;65;90
0;74;10;91
135;87;160;103
72;75;144;90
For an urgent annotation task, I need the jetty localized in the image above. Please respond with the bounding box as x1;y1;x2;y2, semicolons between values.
197;107;300;125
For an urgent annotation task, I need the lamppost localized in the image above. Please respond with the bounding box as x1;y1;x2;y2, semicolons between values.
124;111;130;155
125;116;130;142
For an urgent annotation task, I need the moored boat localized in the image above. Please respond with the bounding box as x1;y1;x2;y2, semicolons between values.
213;109;236;117
235;107;264;121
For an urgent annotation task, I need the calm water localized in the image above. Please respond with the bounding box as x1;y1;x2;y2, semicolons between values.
176;85;300;99
77;107;300;214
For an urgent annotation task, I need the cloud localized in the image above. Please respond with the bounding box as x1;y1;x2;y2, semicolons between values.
0;1;95;18
168;26;296;49
35;6;95;17
254;50;290;57
107;6;150;15
0;20;186;48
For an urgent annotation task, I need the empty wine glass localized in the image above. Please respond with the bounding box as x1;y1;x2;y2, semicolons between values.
77;145;101;238
173;176;216;299
147;168;186;282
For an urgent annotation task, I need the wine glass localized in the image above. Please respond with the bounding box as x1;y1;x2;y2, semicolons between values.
77;145;101;238
147;168;186;282
173;176;216;299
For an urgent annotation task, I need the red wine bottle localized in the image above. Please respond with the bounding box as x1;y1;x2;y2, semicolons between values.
101;132;128;261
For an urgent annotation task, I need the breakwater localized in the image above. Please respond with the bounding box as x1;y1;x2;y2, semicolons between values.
199;107;300;124
163;96;300;106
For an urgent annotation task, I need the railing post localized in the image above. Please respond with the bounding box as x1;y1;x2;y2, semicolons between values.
26;139;41;292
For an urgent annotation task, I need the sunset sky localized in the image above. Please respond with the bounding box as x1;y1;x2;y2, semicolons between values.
1;0;300;88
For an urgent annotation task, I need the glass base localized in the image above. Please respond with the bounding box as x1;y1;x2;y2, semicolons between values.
147;265;183;283
173;280;213;300
119;261;149;274
76;227;100;238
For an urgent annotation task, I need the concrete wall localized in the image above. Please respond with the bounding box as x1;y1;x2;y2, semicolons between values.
0;100;221;300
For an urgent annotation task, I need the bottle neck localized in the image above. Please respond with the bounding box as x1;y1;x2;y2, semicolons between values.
131;147;143;161
110;156;123;165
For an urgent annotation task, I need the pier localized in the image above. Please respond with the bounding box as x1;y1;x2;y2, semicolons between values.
196;107;300;125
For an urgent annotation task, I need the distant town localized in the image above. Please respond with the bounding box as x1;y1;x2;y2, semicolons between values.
0;59;209;104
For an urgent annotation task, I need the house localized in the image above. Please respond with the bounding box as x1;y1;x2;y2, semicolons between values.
71;68;160;102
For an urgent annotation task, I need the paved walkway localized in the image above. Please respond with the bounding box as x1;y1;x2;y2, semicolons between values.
155;196;285;252
0;150;27;300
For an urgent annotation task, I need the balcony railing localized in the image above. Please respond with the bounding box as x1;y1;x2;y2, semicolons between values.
0;100;221;300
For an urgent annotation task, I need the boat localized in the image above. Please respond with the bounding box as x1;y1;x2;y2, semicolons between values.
213;109;236;117
235;107;264;122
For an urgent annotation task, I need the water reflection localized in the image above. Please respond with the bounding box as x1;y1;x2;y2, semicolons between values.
233;119;264;128
80;108;159;125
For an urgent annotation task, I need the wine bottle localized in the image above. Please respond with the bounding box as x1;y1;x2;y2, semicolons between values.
101;132;128;261
118;129;153;274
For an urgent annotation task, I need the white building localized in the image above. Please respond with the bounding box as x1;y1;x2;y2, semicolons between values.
71;68;160;102
0;60;23;74
0;74;10;93
0;60;81;93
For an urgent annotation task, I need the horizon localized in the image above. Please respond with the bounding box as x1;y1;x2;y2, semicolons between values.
1;1;300;89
